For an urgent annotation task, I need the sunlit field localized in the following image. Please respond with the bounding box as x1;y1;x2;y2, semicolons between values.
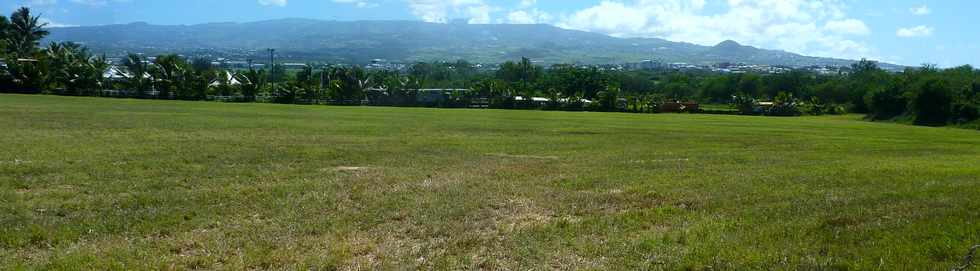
2;94;978;270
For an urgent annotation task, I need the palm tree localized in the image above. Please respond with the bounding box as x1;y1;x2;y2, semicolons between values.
295;65;319;102
234;68;265;102
42;42;68;91
122;54;149;97
0;15;10;54
85;55;109;96
7;7;49;58
150;54;187;99
186;57;215;100
325;66;372;105
42;42;97;94
4;56;45;93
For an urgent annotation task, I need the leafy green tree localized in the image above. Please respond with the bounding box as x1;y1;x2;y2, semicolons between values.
864;81;907;120
732;94;759;115
210;70;237;97
700;75;736;103
764;70;808;99
121;54;150;97
910;78;953;126
42;42;74;91
326;66;371;104
597;85;621;112
768;92;802;116
408;62;433;88
185;57;215;100
376;72;419;106
41;42;105;95
84;55;109;95
497;57;541;97
951;81;979;123
736;73;763;98
847;59;889;112
810;78;849;104
6;7;48;58
294;65;320;102
0;15;10;54
540;64;609;100
234;68;266;102
4;56;45;93
150;54;188;99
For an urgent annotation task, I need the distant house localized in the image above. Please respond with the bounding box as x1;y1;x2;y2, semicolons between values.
659;102;700;113
514;96;551;107
557;97;594;105
209;71;242;87
103;66;130;82
416;89;469;105
103;66;151;82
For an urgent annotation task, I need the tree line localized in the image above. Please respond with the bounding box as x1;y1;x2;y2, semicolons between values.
1;7;977;128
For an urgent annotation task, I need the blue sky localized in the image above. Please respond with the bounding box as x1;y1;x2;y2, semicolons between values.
5;0;977;67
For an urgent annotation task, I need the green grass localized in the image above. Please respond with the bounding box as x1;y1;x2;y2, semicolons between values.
698;103;737;112
2;94;979;270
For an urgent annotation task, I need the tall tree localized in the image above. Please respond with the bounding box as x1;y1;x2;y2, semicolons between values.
150;54;188;99
43;42;104;95
7;7;49;58
326;66;371;104
0;15;10;54
122;54;150;97
234;68;265;102
497;58;541;89
187;57;215;100
847;59;888;113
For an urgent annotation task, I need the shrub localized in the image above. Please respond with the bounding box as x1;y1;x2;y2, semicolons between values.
864;84;907;120
910;79;953;126
767;92;802;116
802;97;846;116
951;82;980;123
731;95;760;115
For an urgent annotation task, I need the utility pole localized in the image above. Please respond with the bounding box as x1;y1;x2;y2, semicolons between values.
137;53;144;95
268;49;276;91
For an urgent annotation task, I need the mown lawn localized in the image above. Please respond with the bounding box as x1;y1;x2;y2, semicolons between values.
1;94;979;270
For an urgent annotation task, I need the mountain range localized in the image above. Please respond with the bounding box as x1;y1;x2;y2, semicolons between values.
44;18;897;69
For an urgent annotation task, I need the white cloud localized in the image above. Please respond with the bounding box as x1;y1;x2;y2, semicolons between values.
258;0;287;7
824;18;870;35
910;5;930;15
559;1;649;34
405;0;497;24
504;9;552;24
333;0;378;8
896;25;933;37
39;17;77;27
555;0;877;60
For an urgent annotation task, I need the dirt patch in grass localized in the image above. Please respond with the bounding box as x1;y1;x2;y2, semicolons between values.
627;158;691;164
326;166;373;172
488;198;554;234
0;159;33;165
486;153;559;160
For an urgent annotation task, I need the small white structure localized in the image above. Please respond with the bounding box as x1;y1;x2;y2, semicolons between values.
209;71;242;87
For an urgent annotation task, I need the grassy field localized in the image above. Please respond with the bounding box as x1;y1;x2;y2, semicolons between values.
1;94;979;270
